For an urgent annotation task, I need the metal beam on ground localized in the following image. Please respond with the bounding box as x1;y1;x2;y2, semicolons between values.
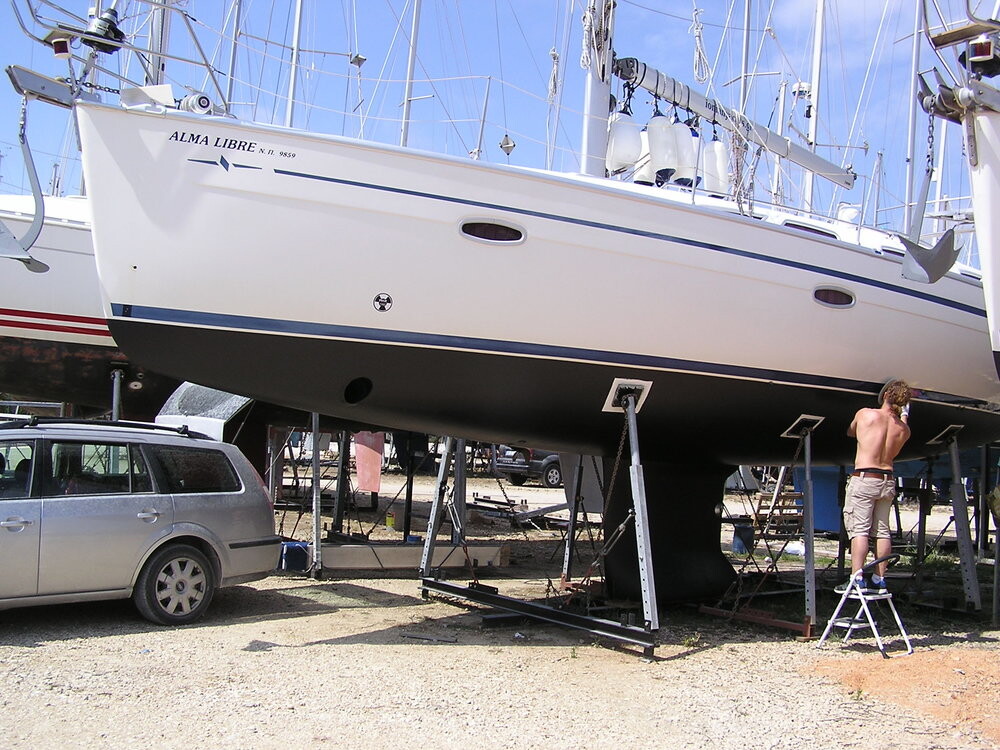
420;579;655;653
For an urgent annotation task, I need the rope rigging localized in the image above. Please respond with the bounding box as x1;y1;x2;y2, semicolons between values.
690;5;710;84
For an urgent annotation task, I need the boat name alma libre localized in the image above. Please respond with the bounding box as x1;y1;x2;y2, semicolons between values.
168;131;258;152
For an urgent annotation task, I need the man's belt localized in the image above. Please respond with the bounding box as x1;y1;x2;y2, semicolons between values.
851;469;894;480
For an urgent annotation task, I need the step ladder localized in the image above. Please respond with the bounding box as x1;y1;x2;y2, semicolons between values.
817;554;913;658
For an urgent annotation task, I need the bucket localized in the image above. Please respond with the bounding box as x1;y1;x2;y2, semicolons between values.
732;524;754;555
280;541;310;572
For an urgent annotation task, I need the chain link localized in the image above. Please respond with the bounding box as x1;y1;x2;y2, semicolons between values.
80;80;122;95
927;110;935;171
18;96;28;143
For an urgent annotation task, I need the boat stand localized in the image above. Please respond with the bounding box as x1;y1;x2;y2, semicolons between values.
927;426;982;611
817;555;913;658
420;380;660;656
701;416;823;637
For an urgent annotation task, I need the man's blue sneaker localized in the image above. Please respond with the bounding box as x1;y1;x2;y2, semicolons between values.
835;576;869;594
870;575;888;594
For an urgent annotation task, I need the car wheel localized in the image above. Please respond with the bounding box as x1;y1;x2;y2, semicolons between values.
542;463;562;488
133;544;216;625
508;474;528;486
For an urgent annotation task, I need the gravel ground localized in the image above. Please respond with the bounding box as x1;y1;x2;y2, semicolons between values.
1;573;997;749
2;476;997;749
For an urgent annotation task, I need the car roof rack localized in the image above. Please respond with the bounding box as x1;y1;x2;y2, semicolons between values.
0;416;210;439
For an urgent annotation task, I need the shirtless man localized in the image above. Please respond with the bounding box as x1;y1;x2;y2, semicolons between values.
839;380;912;593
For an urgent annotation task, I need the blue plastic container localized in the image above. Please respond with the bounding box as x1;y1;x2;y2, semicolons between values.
280;541;310;572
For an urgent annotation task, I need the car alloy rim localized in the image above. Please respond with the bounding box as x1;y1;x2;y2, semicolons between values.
154;557;207;614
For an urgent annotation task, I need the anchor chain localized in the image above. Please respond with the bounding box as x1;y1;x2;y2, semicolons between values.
79;80;122;96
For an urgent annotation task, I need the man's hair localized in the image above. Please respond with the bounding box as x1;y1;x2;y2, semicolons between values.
879;380;912;416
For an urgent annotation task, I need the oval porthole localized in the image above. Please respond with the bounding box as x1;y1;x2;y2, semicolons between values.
813;287;855;309
344;377;373;404
784;221;838;240
460;220;524;244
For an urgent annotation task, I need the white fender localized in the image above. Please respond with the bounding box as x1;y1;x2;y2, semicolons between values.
605;111;642;173
701;138;730;195
633;130;655;185
646;113;677;183
672;120;699;185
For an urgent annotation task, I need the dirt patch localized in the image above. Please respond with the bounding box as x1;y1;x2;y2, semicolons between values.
814;648;1000;746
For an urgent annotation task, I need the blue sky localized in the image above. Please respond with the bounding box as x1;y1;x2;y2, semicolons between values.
0;1;976;237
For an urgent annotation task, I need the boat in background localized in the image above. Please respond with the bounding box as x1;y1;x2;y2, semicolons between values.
0;193;178;417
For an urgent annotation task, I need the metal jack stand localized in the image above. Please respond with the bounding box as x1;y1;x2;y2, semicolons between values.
609;381;659;633
310;412;324;578
783;415;823;636
419;437;458;578
702;415;823;636
419;380;660;656
560;455;587;585
928;425;981;611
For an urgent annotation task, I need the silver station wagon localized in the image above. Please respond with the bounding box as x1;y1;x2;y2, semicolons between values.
0;418;281;625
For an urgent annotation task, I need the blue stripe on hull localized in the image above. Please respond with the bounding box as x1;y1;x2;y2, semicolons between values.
113;302;889;394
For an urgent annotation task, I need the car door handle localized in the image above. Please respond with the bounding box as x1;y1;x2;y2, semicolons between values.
1;518;33;528
136;510;161;522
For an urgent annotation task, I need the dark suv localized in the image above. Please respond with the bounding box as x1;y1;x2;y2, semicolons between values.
494;446;562;488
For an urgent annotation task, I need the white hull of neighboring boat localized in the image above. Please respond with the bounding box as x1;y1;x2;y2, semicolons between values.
0;194;175;415
968;108;1000;373
0;195;108;347
75;101;1000;463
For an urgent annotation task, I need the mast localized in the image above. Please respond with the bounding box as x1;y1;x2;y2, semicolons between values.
739;0;751;112
225;0;244;112
400;0;423;147
284;0;304;129
580;0;615;177
148;0;172;86
802;0;825;212
903;0;922;235
771;79;787;203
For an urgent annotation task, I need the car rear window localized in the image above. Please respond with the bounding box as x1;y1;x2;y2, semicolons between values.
0;441;35;499
45;441;151;496
148;445;241;493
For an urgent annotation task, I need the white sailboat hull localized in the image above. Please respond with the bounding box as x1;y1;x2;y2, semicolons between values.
75;102;1000;463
